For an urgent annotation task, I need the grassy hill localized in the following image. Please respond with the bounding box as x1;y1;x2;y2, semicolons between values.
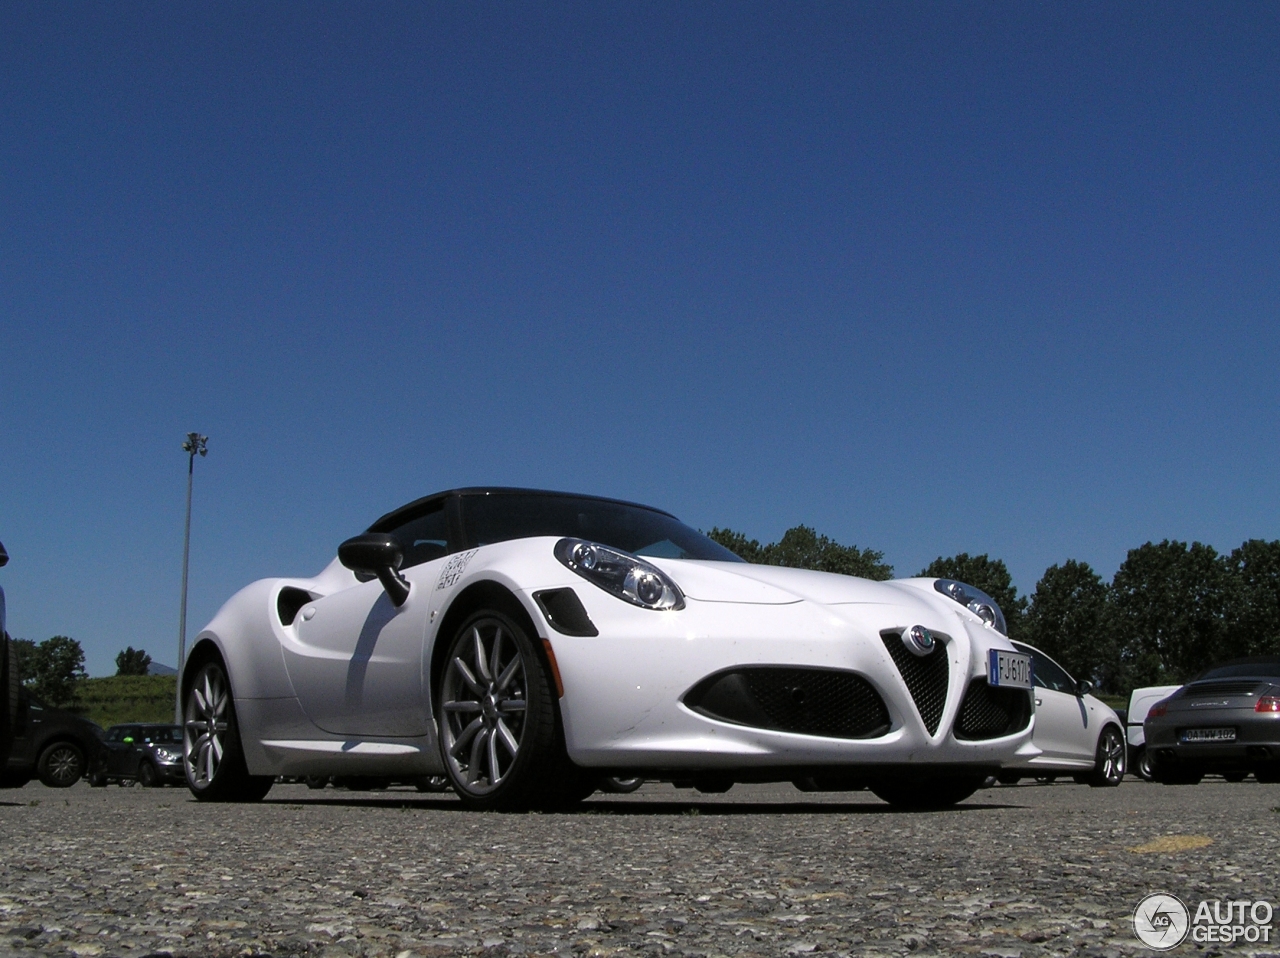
76;675;177;727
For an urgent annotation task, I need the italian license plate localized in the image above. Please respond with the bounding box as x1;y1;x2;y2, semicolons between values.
988;649;1032;689
1181;727;1236;743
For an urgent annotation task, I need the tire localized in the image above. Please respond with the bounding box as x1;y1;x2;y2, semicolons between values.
37;741;85;787
437;609;590;811
870;774;986;810
304;775;329;790
414;775;451;793
600;776;644;794
1254;766;1280;784
996;770;1022;785
183;658;273;803
137;760;159;788
87;770;107;787
1133;746;1155;782
1034;774;1058;784
1086;726;1126;787
1222;772;1248;783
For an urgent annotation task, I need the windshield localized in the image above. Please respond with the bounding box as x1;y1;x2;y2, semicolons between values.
1193;659;1280;681
143;726;183;744
459;493;743;562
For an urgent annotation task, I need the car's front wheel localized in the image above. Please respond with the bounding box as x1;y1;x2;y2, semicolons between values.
138;760;159;788
37;741;85;787
183;658;273;803
870;773;986;809
437;610;591;811
1085;726;1126;787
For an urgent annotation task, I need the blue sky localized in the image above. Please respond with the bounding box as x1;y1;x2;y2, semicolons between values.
2;3;1277;676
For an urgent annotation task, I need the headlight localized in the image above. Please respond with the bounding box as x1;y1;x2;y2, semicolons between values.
154;747;181;763
933;578;1007;635
554;538;685;611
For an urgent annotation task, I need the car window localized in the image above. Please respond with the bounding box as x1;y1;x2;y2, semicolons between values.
107;727;123;743
1013;643;1076;694
386;503;451;570
1194;660;1280;680
458;493;742;561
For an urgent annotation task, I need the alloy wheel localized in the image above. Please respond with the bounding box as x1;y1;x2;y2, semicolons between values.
185;665;230;789
1094;727;1125;786
43;745;83;786
440;618;529;795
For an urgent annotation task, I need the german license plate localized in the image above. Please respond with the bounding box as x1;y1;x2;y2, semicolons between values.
988;649;1032;689
1181;727;1236;743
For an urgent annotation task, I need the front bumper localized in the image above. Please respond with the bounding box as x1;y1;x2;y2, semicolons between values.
537;587;1037;773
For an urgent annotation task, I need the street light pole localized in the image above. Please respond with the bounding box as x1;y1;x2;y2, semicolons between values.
176;432;208;724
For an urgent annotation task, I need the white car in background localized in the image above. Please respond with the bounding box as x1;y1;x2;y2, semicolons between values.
180;487;1038;810
1125;684;1182;780
996;640;1126;787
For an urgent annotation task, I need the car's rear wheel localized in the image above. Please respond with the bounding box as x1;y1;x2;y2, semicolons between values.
87;770;107;787
870;773;986;809
1086;726;1125;787
37;741;85;787
437;610;591;811
600;775;644;794
414;775;451;792
1133;746;1155;781
304;775;329;790
138;760;159;788
183;658;273;803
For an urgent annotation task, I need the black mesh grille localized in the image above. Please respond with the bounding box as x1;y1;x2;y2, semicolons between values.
955;678;1033;740
685;667;891;739
1184;681;1264;697
880;631;950;734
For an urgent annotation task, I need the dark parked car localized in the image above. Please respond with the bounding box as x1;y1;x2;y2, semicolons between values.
1144;656;1280;784
0;687;105;788
89;724;184;787
1;540;19;771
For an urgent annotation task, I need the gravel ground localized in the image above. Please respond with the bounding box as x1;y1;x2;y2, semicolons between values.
0;777;1276;958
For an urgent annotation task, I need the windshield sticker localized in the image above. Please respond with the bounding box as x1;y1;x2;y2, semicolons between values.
437;550;478;591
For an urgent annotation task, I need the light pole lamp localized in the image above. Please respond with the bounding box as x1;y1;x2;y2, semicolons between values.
176;432;208;723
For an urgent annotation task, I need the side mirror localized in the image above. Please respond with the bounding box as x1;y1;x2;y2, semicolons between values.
339;534;411;607
0;540;8;568
1077;680;1094;697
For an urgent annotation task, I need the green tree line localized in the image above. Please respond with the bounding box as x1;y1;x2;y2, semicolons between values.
709;527;1280;694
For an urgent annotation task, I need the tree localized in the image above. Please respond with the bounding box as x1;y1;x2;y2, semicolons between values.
1110;540;1228;687
1023;560;1114;688
26;636;87;707
707;525;893;580
115;646;152;676
11;638;36;683
1224;539;1280;658
705;528;765;564
918;553;1027;637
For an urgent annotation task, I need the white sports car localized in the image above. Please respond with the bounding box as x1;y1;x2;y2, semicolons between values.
181;488;1038;809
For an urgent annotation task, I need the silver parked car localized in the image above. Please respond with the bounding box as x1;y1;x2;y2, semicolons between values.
996;641;1126;787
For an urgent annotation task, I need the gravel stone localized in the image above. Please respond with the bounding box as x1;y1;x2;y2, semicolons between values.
0;779;1276;957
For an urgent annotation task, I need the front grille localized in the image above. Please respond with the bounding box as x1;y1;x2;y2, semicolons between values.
955;678;1033;740
684;667;891;739
1184;681;1264;697
880;631;950;734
